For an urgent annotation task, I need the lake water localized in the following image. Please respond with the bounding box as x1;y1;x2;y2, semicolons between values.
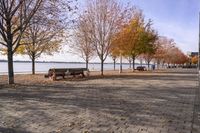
0;62;145;75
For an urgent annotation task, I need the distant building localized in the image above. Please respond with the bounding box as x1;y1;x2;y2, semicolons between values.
187;52;198;57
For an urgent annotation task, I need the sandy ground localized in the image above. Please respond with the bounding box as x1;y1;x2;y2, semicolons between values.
0;69;199;133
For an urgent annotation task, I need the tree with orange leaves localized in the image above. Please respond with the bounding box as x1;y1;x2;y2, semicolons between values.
111;10;147;71
191;56;198;64
153;36;189;69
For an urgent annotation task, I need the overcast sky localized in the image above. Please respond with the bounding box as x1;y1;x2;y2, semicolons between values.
0;0;199;62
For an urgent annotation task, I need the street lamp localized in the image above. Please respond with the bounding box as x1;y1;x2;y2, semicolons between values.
199;13;200;72
191;12;200;133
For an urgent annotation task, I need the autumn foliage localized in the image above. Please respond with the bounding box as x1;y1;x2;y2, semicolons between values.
111;10;158;70
151;36;188;69
0;0;190;84
192;56;198;64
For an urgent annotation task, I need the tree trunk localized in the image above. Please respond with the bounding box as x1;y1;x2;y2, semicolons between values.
100;53;104;76
100;59;104;76
113;58;116;71
168;63;170;68
32;56;35;75
148;61;150;70
7;20;14;84
132;56;135;71
7;47;14;84
86;59;89;70
162;62;165;68
129;59;131;69
119;53;122;73
157;60;160;69
162;61;165;68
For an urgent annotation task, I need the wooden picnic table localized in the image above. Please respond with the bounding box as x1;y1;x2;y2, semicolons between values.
44;68;89;80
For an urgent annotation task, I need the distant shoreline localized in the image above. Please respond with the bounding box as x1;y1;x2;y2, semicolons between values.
0;61;149;75
0;60;139;65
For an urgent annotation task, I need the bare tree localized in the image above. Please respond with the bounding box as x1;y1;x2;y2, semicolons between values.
18;22;62;74
17;0;76;74
154;36;175;69
84;0;126;75
70;14;95;70
0;0;43;84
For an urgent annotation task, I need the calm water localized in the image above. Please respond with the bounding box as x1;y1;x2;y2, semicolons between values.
0;62;143;75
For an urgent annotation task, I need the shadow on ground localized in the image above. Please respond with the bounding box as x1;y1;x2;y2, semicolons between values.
0;69;198;133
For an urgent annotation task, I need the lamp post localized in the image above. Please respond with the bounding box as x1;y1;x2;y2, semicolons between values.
191;12;200;133
198;12;200;120
199;13;200;72
198;12;200;117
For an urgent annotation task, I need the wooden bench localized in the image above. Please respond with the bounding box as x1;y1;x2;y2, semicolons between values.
44;68;89;80
136;66;146;71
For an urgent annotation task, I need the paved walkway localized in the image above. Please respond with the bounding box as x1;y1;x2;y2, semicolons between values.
0;69;198;133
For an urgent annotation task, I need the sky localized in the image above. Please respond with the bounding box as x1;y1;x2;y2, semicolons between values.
0;0;200;62
129;0;199;54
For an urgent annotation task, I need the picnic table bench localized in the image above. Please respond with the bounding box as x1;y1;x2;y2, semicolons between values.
136;66;147;71
44;68;89;80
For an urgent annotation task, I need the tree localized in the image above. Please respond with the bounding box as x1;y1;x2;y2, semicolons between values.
110;37;121;71
163;41;176;66
168;47;188;65
192;56;198;64
17;0;76;74
17;25;62;75
123;11;145;71
154;36;174;69
83;0;128;75
110;26;127;72
126;56;132;69
0;0;43;84
112;10;154;71
110;54;118;71
140;24;158;69
0;45;4;54
153;36;188;68
175;50;188;65
70;14;95;70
